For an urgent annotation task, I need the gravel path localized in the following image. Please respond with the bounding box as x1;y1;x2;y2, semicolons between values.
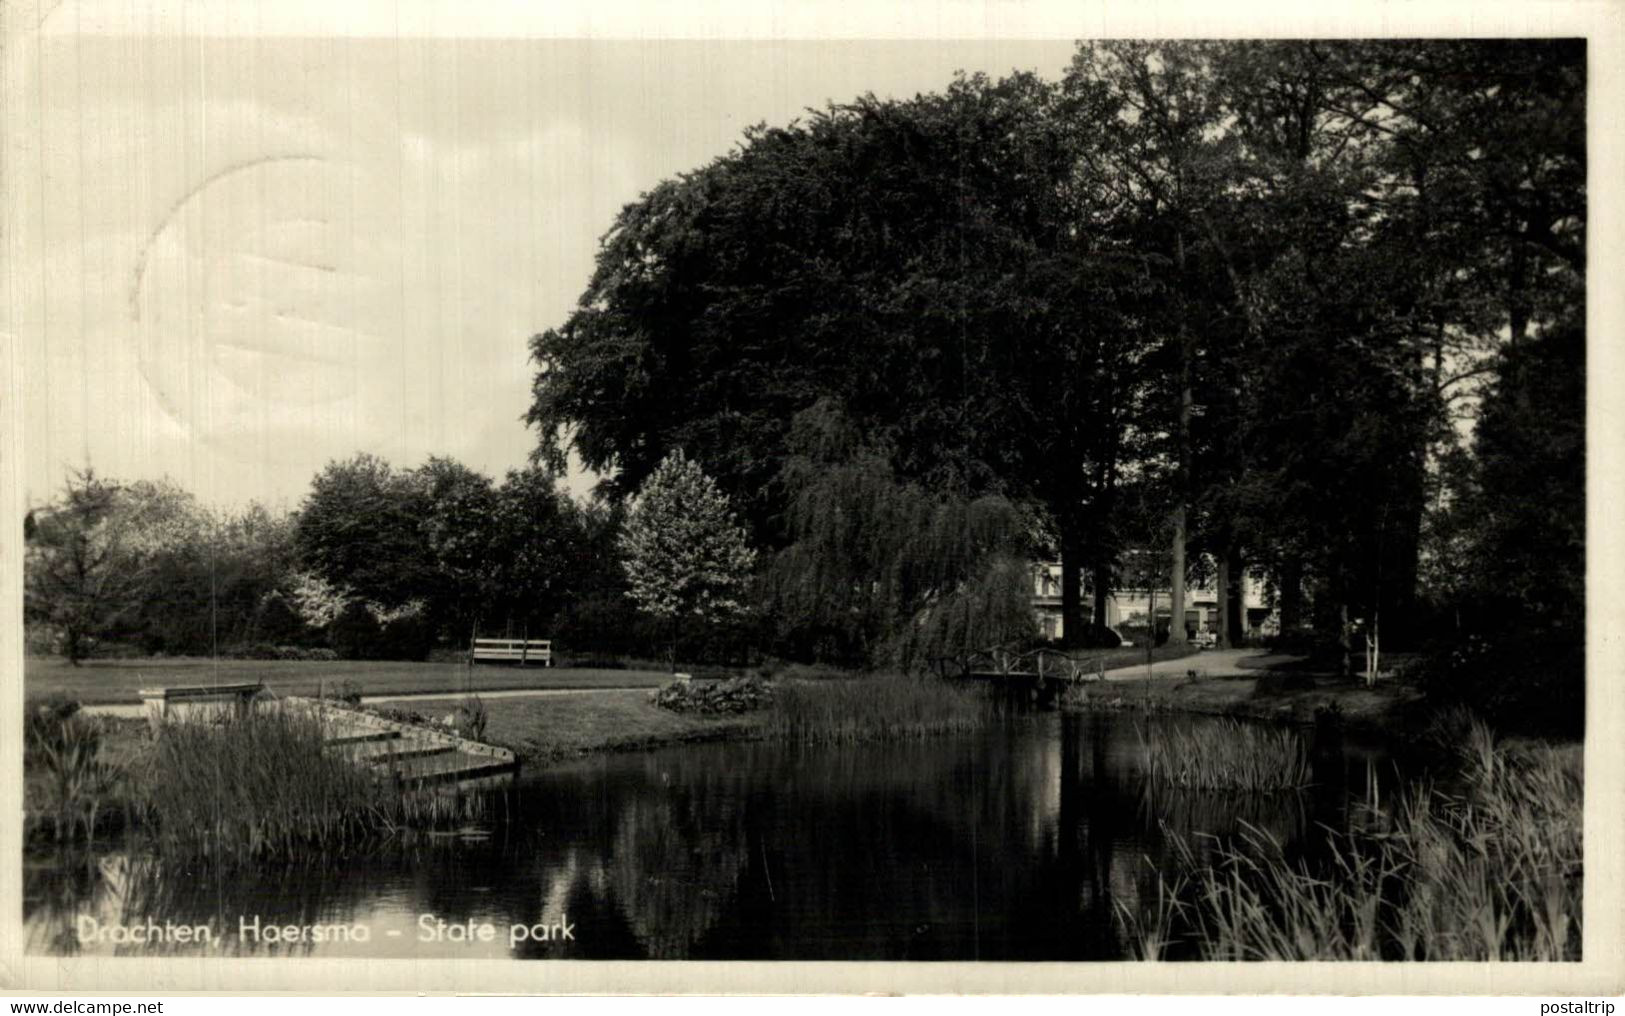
1100;648;1266;682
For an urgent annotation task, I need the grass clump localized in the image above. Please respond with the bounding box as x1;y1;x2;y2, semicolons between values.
142;706;485;864
1136;719;1311;792
24;698;131;845
766;674;986;743
1117;719;1582;961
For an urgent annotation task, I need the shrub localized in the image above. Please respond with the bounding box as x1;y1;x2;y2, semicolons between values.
552;592;650;661
213;642;341;661
1267;627;1339;657
456;695;489;740
1075;624;1123;649
1118;623;1153;647
271;644;337;661
327;602;382;660
249;591;309;645
652;676;774;715
1415;631;1582;737
377;613;435;661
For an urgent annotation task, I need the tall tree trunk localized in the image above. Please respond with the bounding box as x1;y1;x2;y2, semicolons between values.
1384;461;1425;651
1279;554;1303;633
1168;232;1193;647
1091;560;1111;632
1226;548;1245;647
1387;515;1421;650
1168;509;1188;646
1339;600;1353;681
1508;236;1531;345
1090;415;1122;637
1146;587;1157;661
1061;534;1086;649
1215;554;1230;649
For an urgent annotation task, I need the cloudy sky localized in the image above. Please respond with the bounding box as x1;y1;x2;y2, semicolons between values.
10;18;1078;510
8;2;1610;515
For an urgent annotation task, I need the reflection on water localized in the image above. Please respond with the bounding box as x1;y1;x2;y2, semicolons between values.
24;713;1403;961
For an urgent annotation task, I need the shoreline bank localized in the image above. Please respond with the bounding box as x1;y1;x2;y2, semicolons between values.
1066;670;1424;734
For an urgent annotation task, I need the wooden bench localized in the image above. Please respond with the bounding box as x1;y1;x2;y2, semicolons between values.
470;637;552;667
137;682;270;730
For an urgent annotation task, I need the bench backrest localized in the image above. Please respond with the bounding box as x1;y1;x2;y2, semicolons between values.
471;638;551;663
137;682;268;731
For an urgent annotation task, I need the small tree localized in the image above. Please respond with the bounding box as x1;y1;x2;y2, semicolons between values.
24;470;202;664
618;451;757;671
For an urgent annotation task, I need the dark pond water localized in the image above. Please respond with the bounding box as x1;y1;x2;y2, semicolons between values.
25;712;1405;960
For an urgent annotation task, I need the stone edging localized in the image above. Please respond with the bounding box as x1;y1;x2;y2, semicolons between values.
284;696;517;764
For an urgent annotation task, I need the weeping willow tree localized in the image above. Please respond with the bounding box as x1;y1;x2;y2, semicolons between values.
765;402;1037;670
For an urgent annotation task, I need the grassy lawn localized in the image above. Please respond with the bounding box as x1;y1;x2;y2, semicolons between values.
1071;670;1422;729
25;656;672;705
373;689;766;763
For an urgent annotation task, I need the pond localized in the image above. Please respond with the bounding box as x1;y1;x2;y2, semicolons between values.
24;712;1405;960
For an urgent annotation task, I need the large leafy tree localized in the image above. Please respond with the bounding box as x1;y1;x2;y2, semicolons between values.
529;72;1153;646
413;457;501;636
132;500;303;654
1415;320;1584;732
24;470;204;663
297;453;593;642
1061;41;1251;646
1462;322;1584;634
1064;39;1583;661
764;400;1036;667
482;466;591;635
530;40;1583;668
295;453;436;609
1302;39;1583;655
618;450;757;671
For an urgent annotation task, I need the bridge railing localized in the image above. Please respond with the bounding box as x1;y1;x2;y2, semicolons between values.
929;644;1110;683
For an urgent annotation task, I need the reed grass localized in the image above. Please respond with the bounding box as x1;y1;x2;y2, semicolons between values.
765;674;987;742
141;706;487;864
25;710;125;845
1116;719;1582;961
1136;719;1311;792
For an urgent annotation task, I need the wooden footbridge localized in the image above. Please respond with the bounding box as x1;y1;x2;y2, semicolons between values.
931;645;1110;707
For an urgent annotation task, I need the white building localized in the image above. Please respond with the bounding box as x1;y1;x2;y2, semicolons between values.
1032;562;1270;642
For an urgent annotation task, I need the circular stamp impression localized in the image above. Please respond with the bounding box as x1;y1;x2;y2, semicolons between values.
131;155;388;453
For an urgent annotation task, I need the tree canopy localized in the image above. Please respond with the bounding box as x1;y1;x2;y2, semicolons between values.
618;450;758;670
25;471;206;663
526;38;1583;699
